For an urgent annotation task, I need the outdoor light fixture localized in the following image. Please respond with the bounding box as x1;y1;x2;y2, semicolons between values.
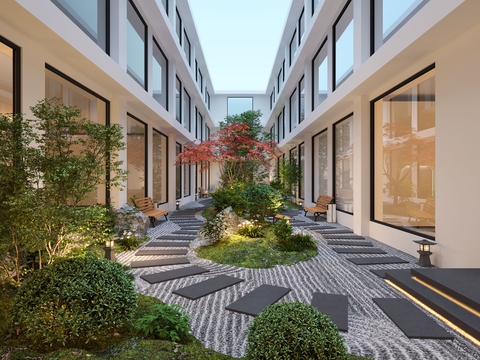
195;193;198;201
103;237;116;261
413;239;436;267
298;200;303;210
176;200;180;210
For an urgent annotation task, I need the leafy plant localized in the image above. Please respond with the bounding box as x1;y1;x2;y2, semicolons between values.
279;233;316;252
211;182;247;215
246;301;347;360
117;234;147;251
241;184;284;221
279;158;302;197
9;257;137;348
200;210;228;243
272;218;293;242
237;225;263;238
134;303;191;342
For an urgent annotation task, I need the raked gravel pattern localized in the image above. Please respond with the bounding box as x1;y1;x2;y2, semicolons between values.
116;200;480;360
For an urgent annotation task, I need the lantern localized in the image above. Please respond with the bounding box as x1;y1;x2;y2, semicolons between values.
413;239;436;267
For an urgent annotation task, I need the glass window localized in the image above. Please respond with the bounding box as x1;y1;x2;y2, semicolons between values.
374;0;428;51
334;1;354;90
270;91;274;110
207;91;210;110
160;0;168;15
153;129;168;204
176;8;182;45
277;61;284;92
312;0;320;15
184;164;191;197
52;0;108;53
126;114;146;204
290;30;297;66
334;115;354;213
299;76;305;123
196;108;204;140
183;30;191;66
373;68;435;238
289;88;297;133
183;89;191;131
313;38;328;109
152;38;168;110
227;97;253;117
175;76;181;123
299;143;305;199
312;130;328;201
299;9;305;44
45;67;108;205
277;108;284;142
198;69;203;93
176;142;182;199
127;0;147;89
0;39;14;115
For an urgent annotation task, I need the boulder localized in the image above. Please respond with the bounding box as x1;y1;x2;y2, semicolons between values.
114;204;150;236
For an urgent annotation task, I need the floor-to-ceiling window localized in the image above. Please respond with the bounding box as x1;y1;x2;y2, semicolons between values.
373;66;435;238
312;129;328;202
52;0;109;53
299;143;305;199
334;114;354;213
333;1;354;90
127;0;147;89
176;142;182;199
152;129;168;204
312;38;328;110
45;66;108;205
0;37;19;115
126;114;147;203
176;76;181;123
184;163;191;197
152;37;168;110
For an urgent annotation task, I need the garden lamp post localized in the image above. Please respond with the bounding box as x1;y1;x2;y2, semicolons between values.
103;237;116;261
413;239;436;267
298;200;303;210
176;200;180;210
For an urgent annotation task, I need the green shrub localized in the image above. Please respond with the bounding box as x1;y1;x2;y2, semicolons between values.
134;303;191;342
246;301;347;360
241;184;284;220
117;234;147;251
272;218;293;242
211;183;247;215
200;210;228;243
278;233;317;252
237;225;263;238
10;257;137;347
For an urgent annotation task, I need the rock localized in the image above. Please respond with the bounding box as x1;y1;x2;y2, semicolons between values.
114;204;150;236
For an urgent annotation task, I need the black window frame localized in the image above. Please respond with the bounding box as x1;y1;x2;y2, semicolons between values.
311;127;328;203
183;88;191;132
298;8;305;45
289;29;297;67
183;29;191;66
175;75;182;123
299;75;305;123
332;0;354;92
0;35;21;115
152;36;169;111
176;8;182;45
176;142;182;199
311;37;328;111
289;88;297;133
127;0;148;90
126;112;148;199
152;127;169;205
298;142;305;200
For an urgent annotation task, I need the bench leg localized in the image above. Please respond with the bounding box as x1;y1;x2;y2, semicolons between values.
164;213;168;221
149;217;155;228
304;210;308;217
314;213;319;222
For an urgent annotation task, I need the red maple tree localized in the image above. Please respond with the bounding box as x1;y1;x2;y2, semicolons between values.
174;122;281;186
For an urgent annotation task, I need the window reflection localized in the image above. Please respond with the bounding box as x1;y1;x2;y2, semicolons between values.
127;0;147;88
152;38;168;109
335;116;354;213
334;1;354;89
153;130;168;204
0;41;13;115
313;39;328;109
126;115;146;203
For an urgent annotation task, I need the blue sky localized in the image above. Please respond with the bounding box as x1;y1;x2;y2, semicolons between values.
189;0;292;93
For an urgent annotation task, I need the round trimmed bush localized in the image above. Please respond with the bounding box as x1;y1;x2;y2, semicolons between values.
10;256;137;347
241;184;284;219
246;301;347;360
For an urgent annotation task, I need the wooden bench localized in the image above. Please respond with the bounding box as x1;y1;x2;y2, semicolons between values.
135;197;169;228
199;187;210;198
304;195;334;222
408;199;435;222
273;214;292;223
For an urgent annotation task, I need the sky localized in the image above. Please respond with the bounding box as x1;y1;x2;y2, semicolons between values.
188;0;292;93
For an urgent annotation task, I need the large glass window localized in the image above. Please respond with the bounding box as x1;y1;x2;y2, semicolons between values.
312;130;328;202
176;142;182;199
176;8;182;45
299;143;305;199
299;9;305;44
312;0;320;15
183;89;191;131
152;38;168;110
227;97;253;117
334;115;354;213
373;0;428;52
175;76;181;123
373;68;435;238
152;129;168;204
333;1;354;90
196;108;204;140
289;30;297;67
160;0;168;15
184;164;191;197
183;30;191;66
289;88;297;133
277;108;284;142
312;38;328;110
127;0;147;89
277;61;284;93
126;114;147;203
299;76;305;123
45;67;108;205
52;0;108;53
0;38;16;115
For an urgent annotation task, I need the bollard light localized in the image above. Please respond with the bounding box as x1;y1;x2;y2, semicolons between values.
103;237;117;261
176;200;180;210
298;200;303;210
413;239;436;267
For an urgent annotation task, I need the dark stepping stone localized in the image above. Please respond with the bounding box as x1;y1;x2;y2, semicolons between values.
327;241;373;247
317;229;353;234
370;269;387;278
333;248;387;254
173;221;204;225
144;241;190;247
173;275;244;300
311;293;349;332
307;226;336;230
173;230;198;235
140;265;209;284
157;235;196;240
347;256;409;265
323;235;365;240
292;223;322;227
373;298;454;339
225;284;291;316
135;249;187;256
130;257;190;268
181;226;201;230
